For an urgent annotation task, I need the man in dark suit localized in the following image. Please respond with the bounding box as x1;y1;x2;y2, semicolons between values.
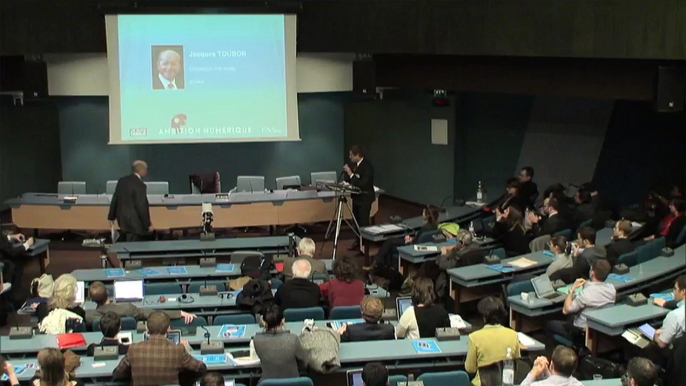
338;297;395;342
108;161;152;242
113;311;206;386
0;231;34;306
343;145;375;252
605;219;636;265
274;259;321;310
529;197;570;237
518;166;538;207
152;49;184;90
499;178;529;214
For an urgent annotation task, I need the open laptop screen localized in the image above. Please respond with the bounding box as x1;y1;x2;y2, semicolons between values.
531;275;554;297
396;297;413;319
346;370;363;386
75;281;85;304
114;280;144;301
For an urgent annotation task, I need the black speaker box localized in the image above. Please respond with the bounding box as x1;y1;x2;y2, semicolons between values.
22;60;49;99
353;59;376;95
654;66;685;112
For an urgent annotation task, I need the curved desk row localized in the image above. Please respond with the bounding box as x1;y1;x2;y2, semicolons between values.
6;190;380;231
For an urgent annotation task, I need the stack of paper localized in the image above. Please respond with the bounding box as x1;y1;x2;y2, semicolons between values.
517;332;536;347
414;245;439;252
507;258;537;268
449;314;467;329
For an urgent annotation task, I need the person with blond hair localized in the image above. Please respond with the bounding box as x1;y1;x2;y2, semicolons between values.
337;297;395;342
36;274;84;326
31;348;83;386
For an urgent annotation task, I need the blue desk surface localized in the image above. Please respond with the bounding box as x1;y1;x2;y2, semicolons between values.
10;333;543;381
509;245;686;317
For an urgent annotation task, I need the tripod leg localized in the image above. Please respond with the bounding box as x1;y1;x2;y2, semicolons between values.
332;199;345;260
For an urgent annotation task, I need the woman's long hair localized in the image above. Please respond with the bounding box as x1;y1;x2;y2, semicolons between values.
37;348;70;386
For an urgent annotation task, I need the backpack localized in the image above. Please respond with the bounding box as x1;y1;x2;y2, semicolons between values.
240;255;274;281
577;355;625;380
236;279;274;315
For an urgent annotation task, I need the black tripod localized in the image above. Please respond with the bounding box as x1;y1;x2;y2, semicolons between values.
321;186;361;260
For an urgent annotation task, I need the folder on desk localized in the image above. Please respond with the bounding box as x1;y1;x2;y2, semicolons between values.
194;354;228;364
167;267;188;275
486;264;515;273
412;340;441;354
607;273;635;283
137;268;163;277
507;258;537;268
216;264;235;273
650;293;674;301
105;268;125;278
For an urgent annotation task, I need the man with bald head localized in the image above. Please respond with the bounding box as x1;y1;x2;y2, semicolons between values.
274;259;322;310
152;49;184;90
108;161;152;241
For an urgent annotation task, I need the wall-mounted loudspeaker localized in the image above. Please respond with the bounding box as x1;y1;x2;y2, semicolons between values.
654;66;684;112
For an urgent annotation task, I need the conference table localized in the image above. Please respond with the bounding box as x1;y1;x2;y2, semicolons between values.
9;332;544;382
584;302;669;355
508;245;686;331
107;236;297;267
5;189;380;232
396;236;499;275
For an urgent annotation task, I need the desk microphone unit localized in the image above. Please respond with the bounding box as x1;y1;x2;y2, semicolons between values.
435;327;461;341
613;263;630;275
94;346;119;360
126;260;142;268
483;255;500;265
200;276;218;296
627;293;648;307
9;326;33;340
200;257;217;268
200;326;224;354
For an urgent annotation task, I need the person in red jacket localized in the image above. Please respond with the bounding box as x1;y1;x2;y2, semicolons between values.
320;255;365;308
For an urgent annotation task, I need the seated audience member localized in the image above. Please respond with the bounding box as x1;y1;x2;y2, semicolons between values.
362;362;389;386
529;198;570;237
320;255;365;308
85;281;196;326
640;275;685;367
338;297;395;342
666;335;686;386
551;226;607;283
371;205;439;269
465;297;521;386
0;231;34;306
521;346;582;386
546;260;615;346
396;278;449;339
274;259;321;310
113;312;206;386
645;198;686;248
605;219;637;265
518;166;539;207
500;178;529;213
36;274;85;334
573;188;596;225
545;236;573;277
625;357;658;386
251;304;305;382
435;229;479;299
1;356;20;386
30;348;83;386
86;311;129;356
654;274;686;310
199;373;225;386
282;238;326;281
492;206;531;256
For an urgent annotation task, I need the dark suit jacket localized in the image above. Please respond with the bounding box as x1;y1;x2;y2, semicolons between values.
666;215;686;248
108;174;151;235
605;238;636;266
0;235;27;258
345;158;375;205
519;180;538;206
153;74;184;90
341;322;395;342
274;278;321;310
500;194;529;214
532;213;569;237
113;335;206;386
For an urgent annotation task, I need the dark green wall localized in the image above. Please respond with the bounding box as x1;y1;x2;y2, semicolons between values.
58;93;349;193
344;91;456;206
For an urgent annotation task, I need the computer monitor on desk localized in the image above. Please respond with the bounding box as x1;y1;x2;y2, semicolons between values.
396;297;413;319
347;370;363;386
75;281;85;304
114;280;144;302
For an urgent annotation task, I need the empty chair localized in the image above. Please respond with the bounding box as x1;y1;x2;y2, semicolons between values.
636;244;655;265
106;180;118;194
283;307;325;322
234;176;265;193
58;181;86;195
505;280;535;307
310;171;337;187
171;316;207;328
259;377;313;386
230;251;264;266
213;314;256;326
329;306;362;320
553;229;572;240
189;172;221;194
529;234;552;252
144;181;169;195
618;250;639;267
144;283;183;296
188;281;226;293
389;375;408;386
93;316;137;331
311;274;329;285
489;247;507;261
651;237;666;257
276;176;302;190
417;371;470;386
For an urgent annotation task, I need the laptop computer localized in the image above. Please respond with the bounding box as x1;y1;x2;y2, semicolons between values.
114;280;145;302
396;296;413;319
75;281;85;304
531;275;567;303
346;369;364;386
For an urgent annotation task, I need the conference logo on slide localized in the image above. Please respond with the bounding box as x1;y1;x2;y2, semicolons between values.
171;114;187;133
129;128;148;137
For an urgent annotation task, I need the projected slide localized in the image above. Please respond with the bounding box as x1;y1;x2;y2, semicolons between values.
106;14;299;144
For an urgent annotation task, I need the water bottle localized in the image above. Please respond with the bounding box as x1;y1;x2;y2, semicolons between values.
469;221;475;236
503;347;515;386
476;181;484;204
